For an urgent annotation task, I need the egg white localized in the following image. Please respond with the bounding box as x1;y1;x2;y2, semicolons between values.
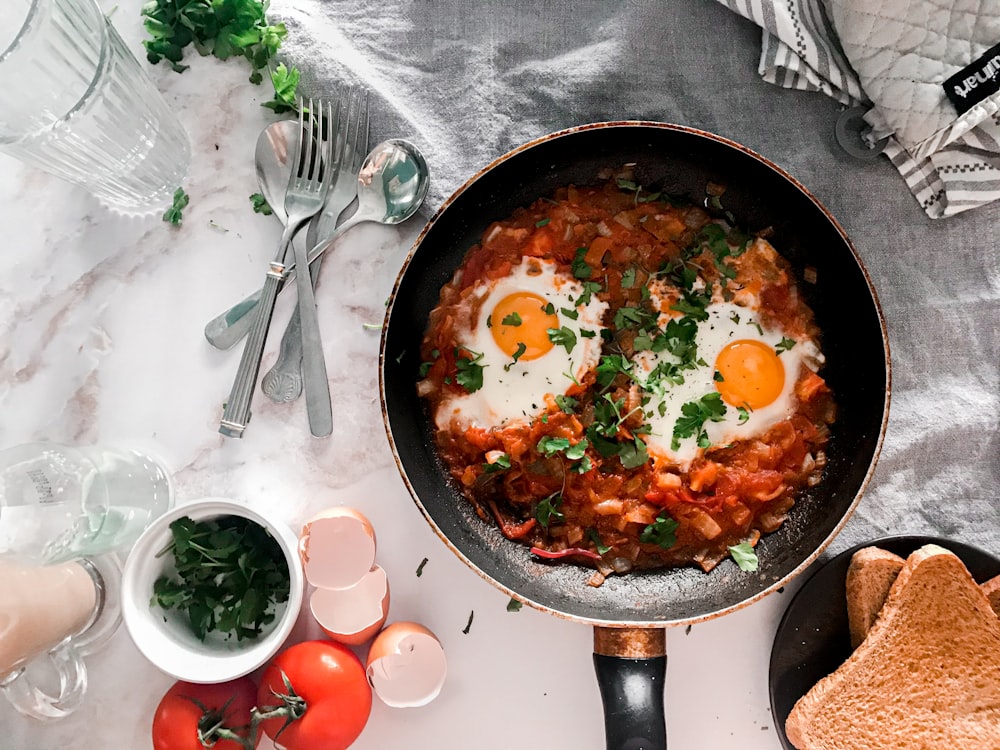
434;259;608;431
635;288;822;468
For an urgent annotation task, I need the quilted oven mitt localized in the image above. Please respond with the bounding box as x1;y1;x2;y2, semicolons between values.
719;0;1000;218
831;1;1000;160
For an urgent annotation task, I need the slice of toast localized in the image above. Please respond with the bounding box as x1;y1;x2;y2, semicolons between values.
785;544;1000;750
846;547;1000;647
845;546;905;648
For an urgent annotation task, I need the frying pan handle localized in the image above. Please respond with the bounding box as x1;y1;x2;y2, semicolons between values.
593;627;667;750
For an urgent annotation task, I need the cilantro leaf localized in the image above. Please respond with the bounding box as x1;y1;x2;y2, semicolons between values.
554;394;578;413
776;337;797;353
504;342;527;371
454;347;485;393
547;326;577;354
535;493;565;528
571;247;592;279
641;514;679;549
587;529;611;555
729;542;759;572
261;62;300;113
162;187;189;225
249;192;272;215
536;436;571;456
501;312;522;326
152;514;290;642
672;392;727;450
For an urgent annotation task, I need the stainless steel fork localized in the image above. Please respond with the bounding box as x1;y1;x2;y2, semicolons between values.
261;88;370;404
219;98;335;438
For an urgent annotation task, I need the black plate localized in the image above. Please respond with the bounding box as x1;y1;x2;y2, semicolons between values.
768;534;1000;748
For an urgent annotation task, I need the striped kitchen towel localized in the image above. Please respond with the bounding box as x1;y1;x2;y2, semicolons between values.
717;0;1000;219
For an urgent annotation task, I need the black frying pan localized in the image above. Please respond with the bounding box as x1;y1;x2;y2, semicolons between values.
379;122;890;748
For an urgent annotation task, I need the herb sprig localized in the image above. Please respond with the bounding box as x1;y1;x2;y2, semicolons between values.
141;0;301;113
152;514;291;642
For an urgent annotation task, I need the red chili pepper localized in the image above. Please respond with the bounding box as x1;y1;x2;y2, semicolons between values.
530;546;602;561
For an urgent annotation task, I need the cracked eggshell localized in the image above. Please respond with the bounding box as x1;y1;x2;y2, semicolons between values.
366;622;447;708
310;565;390;646
299;506;376;590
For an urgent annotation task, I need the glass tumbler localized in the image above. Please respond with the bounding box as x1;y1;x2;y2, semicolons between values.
0;442;174;565
0;0;191;213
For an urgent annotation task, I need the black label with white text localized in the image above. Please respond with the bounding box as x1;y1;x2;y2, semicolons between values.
944;41;1000;115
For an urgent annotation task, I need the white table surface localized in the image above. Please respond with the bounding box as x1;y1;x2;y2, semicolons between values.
2;3;997;749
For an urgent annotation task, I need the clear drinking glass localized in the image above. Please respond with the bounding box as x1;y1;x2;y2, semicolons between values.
0;0;191;213
0;443;174;565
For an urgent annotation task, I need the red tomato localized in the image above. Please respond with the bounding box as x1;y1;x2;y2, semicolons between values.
152;677;258;750
257;640;372;750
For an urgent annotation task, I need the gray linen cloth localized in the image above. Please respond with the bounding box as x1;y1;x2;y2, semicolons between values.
273;0;999;556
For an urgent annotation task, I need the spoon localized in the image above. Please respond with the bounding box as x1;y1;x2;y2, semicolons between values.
204;139;430;351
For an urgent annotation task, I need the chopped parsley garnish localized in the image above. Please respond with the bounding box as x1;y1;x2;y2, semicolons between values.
776;337;797;353
152;515;290;642
501;312;522;326
418;348;440;378
580;329;596;338
560;307;579;320
504;342;527;371
162;187;189;225
574;280;603;306
482;453;511;473
416;557;428;577
737;406;751;424
547;326;577;354
729;542;759;572
249;192;272;215
537;436;589;465
542;302;556;315
141;0;301;112
454;347;485;393
672;392;727;449
621;267;637;288
571;247;592;279
596;354;633;390
506;598;523;612
536;436;571;456
554;394;578;413
535;218;550;228
587;529;611;555
535;492;565;528
640;514;679;549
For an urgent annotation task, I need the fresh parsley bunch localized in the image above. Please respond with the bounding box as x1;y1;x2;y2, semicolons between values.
141;0;300;113
152;514;291;641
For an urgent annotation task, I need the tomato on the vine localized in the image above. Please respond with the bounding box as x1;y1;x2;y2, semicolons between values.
257;640;372;750
152;677;258;750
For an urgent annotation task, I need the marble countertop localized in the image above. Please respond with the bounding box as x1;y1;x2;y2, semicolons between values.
2;2;998;749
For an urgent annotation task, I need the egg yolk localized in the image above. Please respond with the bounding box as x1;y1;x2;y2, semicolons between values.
490;292;559;360
714;339;785;409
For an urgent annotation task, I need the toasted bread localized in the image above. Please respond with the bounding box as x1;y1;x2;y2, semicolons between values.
846;547;1000;646
845;546;904;648
982;573;1000;615
785;544;1000;750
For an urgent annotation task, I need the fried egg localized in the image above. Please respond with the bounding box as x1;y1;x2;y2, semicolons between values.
434;259;608;430
635;285;822;468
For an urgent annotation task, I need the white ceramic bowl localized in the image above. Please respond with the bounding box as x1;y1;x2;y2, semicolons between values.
121;498;303;683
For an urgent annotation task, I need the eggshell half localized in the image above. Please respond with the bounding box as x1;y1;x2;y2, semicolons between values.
299;506;376;589
366;622;447;708
310;565;390;646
